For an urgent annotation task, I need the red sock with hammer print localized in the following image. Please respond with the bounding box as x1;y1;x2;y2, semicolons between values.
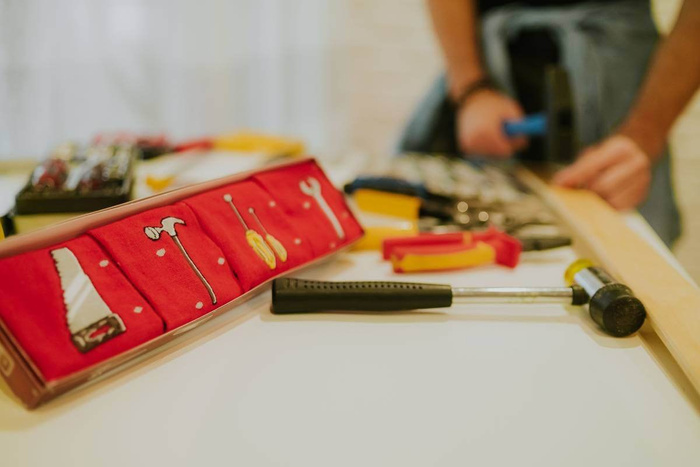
89;203;243;330
184;180;314;291
0;235;163;382
252;160;363;256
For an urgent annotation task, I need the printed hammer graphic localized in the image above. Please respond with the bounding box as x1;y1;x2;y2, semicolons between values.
144;216;217;305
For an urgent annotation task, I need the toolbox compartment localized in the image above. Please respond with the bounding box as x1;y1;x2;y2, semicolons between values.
0;158;363;408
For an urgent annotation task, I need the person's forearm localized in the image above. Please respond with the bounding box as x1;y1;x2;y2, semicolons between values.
620;0;700;161
427;0;484;100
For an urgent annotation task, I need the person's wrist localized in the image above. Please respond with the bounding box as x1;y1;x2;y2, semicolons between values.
448;69;485;99
617;118;666;163
450;76;497;110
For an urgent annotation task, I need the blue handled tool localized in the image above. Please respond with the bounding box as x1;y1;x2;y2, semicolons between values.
503;113;548;137
500;66;577;161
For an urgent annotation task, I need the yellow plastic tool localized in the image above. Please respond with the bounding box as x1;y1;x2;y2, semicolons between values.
351;225;418;251
144;153;202;193
213;131;305;157
145;175;176;192
391;242;495;273
352;189;422;220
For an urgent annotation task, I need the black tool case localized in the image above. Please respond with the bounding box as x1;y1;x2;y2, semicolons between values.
14;145;136;214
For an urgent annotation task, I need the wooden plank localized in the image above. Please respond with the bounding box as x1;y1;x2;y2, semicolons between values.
518;168;700;394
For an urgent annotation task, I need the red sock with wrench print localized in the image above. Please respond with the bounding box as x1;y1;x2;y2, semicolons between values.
252;160;363;256
184;179;314;291
0;235;163;382
89;203;242;330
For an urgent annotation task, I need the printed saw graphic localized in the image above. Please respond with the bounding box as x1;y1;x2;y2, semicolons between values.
51;247;126;353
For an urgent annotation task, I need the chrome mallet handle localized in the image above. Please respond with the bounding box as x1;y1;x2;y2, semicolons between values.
452;286;588;305
271;278;588;314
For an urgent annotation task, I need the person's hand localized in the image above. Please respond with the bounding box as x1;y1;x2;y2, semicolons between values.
457;89;527;158
552;135;652;210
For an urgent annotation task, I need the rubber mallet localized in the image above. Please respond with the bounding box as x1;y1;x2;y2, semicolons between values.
271;261;646;337
271;278;588;313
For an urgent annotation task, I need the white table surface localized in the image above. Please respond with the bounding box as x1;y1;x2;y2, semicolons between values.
1;157;699;466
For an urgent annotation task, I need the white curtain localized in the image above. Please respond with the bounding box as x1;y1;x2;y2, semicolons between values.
0;0;338;159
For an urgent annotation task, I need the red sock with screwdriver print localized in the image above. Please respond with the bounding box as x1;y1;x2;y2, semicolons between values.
252;161;363;256
0;235;163;382
184;180;314;291
89;203;242;330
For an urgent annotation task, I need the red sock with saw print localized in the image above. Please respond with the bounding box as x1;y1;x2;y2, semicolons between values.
0;235;163;382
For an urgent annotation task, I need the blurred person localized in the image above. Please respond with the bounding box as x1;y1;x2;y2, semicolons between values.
399;0;700;246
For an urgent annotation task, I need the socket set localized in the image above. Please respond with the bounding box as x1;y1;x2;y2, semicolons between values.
390;153;529;204
346;153;559;234
14;142;136;214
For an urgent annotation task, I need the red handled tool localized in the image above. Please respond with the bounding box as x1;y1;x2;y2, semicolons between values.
382;227;571;273
383;228;521;273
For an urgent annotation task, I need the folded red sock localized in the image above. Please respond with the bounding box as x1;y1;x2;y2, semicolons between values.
253;161;363;255
184;180;314;291
89;203;242;329
0;235;164;382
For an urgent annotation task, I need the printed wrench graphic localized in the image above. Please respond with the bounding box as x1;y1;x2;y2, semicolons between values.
299;177;345;240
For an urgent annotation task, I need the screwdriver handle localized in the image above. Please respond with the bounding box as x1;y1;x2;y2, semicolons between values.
503;113;547;137
271;278;453;314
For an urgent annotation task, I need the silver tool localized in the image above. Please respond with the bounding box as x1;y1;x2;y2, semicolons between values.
450;286;586;304
271;278;589;314
299;177;345;240
144;216;217;305
51;247;126;353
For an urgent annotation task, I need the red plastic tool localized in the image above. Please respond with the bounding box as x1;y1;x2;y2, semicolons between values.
472;227;522;268
382;228;522;273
